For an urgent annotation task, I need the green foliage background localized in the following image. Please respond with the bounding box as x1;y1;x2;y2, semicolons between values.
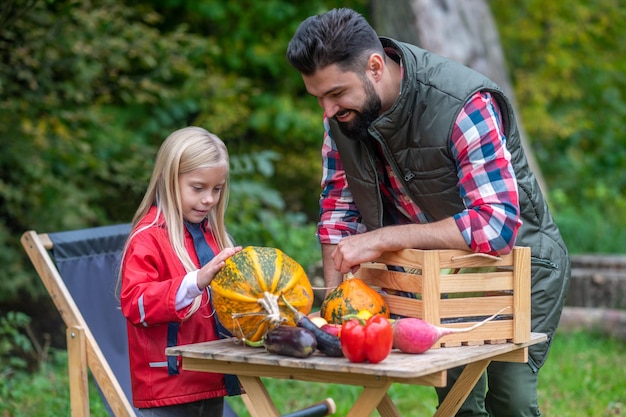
489;0;626;251
1;0;625;304
0;0;367;303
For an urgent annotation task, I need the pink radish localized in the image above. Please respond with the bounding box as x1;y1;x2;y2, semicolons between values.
392;306;510;353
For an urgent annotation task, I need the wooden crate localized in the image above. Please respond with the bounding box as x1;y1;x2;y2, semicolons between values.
355;246;531;348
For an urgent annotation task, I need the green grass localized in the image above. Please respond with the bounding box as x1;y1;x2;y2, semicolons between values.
1;330;623;416
536;331;625;417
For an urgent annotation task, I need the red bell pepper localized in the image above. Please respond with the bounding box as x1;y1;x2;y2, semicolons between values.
340;314;393;363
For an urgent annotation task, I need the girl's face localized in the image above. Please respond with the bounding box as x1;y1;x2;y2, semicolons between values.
178;164;228;224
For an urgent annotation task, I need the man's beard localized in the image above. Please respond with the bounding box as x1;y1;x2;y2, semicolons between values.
337;78;382;142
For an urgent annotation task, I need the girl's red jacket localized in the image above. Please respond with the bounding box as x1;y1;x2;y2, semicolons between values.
120;206;227;408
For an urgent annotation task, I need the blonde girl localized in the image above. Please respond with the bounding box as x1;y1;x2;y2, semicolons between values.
119;126;241;417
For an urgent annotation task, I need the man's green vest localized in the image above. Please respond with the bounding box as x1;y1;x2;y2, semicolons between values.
328;37;570;368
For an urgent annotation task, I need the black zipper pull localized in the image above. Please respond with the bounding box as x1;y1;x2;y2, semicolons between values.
404;171;415;182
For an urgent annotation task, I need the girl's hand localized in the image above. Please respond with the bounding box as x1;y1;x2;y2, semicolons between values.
197;246;242;290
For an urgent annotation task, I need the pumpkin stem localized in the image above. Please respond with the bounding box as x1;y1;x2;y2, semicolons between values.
230;292;287;339
281;293;304;320
340;313;367;326
256;292;287;327
243;338;265;348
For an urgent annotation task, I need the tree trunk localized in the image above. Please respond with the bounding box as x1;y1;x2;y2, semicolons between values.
370;0;547;194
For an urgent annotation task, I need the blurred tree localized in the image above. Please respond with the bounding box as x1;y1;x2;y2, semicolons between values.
0;0;38;30
0;0;251;300
140;0;369;219
370;0;546;194
489;0;626;252
0;0;367;303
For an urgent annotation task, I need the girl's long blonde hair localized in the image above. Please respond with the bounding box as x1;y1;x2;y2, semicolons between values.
120;126;233;318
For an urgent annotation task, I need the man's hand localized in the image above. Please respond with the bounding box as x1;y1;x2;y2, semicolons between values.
331;231;386;274
329;218;469;274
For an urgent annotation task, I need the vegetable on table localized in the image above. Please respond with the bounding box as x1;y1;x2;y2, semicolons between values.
340;314;393;363
309;316;328;327
392;306;511;353
245;325;317;358
320;323;341;337
282;294;343;357
320;275;390;324
210;246;314;342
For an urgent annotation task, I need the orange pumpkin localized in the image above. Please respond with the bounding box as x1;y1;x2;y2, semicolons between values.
210;246;314;342
320;277;390;324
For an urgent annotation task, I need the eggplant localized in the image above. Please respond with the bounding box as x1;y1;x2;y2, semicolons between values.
281;294;344;357
295;314;344;357
258;325;317;358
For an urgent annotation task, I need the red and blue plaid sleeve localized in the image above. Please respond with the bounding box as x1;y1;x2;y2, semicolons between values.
317;117;368;244
452;92;521;255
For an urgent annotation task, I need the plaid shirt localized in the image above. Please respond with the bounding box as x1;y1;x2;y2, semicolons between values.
318;91;521;255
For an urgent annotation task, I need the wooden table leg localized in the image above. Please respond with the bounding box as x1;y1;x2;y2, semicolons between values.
433;359;491;417
376;393;402;417
237;375;281;417
346;382;393;417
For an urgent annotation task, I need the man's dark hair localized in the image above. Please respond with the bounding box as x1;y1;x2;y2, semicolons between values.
286;8;384;75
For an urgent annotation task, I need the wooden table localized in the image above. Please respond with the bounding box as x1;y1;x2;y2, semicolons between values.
166;332;546;417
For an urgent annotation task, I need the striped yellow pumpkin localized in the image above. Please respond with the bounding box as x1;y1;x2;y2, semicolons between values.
210;246;314;342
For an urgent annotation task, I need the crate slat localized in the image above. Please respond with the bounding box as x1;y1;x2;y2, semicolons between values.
355;246;531;347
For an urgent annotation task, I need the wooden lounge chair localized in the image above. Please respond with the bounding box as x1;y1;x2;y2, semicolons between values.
22;224;137;416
